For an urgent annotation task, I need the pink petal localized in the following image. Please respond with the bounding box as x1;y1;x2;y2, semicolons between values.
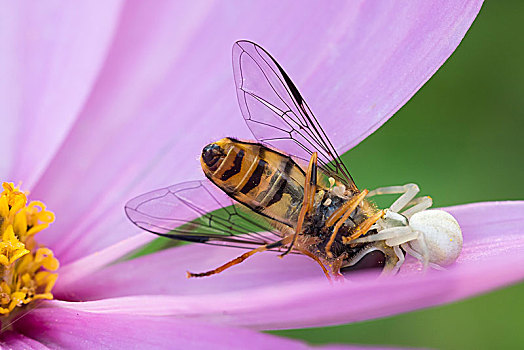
57;201;524;330
0;2;122;188
0;331;47;350
12;306;358;350
310;1;484;152
55;232;154;293
30;1;482;264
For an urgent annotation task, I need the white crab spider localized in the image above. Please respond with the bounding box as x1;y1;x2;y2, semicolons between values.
347;184;463;273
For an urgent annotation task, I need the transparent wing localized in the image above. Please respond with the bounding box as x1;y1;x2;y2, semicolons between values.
125;180;284;250
233;40;356;189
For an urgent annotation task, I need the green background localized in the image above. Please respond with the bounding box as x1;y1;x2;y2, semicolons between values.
271;2;524;349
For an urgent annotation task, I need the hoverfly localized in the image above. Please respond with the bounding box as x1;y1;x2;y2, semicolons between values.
125;41;463;280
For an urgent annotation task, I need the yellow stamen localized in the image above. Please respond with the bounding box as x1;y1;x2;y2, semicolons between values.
0;182;58;317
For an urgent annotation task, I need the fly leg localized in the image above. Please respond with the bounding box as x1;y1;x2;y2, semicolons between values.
324;190;368;258
187;235;293;278
331;252;348;281
280;152;318;257
296;247;332;282
342;209;385;243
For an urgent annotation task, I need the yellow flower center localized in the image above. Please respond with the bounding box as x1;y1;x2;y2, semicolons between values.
0;182;58;317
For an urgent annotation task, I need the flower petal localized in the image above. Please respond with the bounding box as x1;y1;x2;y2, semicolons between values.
57;201;524;329
54;232;154;294
310;0;484;152
0;1;123;188
12;305;357;350
31;1;482;264
0;331;47;350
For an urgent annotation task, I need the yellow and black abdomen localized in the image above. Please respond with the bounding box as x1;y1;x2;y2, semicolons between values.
201;138;305;227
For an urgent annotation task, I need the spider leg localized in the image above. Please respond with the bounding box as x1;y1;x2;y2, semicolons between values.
367;184;421;213
401;196;433;218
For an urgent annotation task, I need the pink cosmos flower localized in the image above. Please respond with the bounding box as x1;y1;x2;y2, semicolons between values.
1;0;521;348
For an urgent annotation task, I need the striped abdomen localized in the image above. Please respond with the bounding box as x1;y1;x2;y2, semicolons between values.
201;138;305;227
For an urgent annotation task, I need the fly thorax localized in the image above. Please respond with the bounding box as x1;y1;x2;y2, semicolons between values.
304;191;358;256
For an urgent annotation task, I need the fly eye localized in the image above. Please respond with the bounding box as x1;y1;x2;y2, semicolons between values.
202;143;223;168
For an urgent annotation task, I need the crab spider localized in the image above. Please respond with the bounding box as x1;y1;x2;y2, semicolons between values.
347;184;463;274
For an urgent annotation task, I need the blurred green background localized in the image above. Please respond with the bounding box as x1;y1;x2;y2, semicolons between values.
271;2;524;349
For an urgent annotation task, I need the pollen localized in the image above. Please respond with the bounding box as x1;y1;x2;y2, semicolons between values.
0;182;58;317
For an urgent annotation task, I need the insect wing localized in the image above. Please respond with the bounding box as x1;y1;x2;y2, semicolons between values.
125;180;282;249
233;40;356;189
